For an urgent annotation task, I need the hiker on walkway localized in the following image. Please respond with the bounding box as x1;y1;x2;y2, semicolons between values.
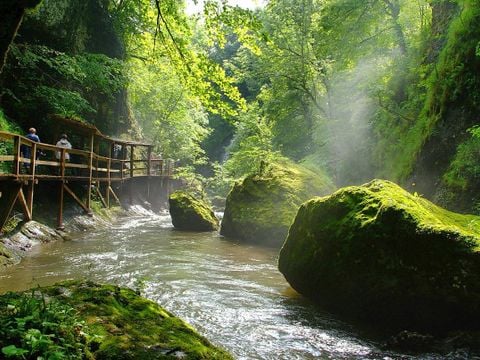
21;127;41;171
55;134;72;161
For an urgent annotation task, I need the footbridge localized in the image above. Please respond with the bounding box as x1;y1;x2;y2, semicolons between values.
0;117;175;231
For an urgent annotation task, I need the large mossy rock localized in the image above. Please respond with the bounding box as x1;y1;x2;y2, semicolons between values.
0;281;232;359
220;161;335;247
279;179;480;332
169;191;219;231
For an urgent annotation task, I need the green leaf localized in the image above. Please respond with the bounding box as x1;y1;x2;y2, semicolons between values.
1;344;29;357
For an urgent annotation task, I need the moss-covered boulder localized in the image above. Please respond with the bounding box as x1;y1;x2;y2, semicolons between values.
279;179;480;332
0;281;232;359
220;161;335;247
169;191;219;231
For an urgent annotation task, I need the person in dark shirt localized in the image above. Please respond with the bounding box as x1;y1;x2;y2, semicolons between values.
21;128;40;171
25;127;40;143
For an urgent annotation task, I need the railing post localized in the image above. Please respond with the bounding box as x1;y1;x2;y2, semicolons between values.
27;142;37;217
106;157;111;207
13;136;21;176
130;145;134;178
147;146;152;176
60;148;66;178
86;134;94;212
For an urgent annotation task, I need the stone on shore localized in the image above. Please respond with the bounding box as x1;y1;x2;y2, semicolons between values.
279;179;480;332
0;221;66;267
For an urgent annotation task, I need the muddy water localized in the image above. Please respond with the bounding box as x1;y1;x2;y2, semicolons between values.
0;210;453;359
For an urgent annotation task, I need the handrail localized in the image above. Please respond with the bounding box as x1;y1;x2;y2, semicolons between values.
0;131;175;180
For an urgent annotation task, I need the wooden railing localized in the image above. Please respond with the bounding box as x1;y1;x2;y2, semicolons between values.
0;131;175;181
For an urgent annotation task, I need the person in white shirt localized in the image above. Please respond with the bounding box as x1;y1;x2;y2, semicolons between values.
55;134;72;160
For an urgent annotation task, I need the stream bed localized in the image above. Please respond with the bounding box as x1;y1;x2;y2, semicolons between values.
0;210;467;359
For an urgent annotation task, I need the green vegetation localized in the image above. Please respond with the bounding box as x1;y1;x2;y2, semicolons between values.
1;0;478;211
0;288;89;359
0;281;232;359
279;179;480;331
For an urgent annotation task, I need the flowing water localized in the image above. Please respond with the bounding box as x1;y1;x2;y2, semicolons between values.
0;209;465;359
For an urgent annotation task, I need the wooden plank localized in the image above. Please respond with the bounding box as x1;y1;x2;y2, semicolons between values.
0;183;21;231
95;185;108;208
58;182;64;229
0;155;14;161
64;184;90;214
109;186;120;204
17;187;32;221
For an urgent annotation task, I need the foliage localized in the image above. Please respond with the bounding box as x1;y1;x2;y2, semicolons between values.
222;103;285;178
0;290;89;359
376;0;480;181
443;134;480;190
0;108;22;174
2;44;126;122
128;58;210;166
111;0;247;118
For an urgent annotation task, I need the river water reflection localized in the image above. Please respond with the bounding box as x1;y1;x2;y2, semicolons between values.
0;210;456;359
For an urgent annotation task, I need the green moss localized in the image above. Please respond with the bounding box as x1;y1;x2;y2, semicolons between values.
169;191;219;232
220;160;335;247
279;179;480;332
0;281;233;359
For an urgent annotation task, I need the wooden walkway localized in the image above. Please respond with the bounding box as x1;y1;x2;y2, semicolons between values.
0;130;174;230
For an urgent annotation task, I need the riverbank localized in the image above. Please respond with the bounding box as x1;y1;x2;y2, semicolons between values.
0;280;233;359
0;204;124;269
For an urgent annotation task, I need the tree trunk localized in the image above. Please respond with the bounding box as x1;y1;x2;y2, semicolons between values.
383;0;407;55
0;1;41;74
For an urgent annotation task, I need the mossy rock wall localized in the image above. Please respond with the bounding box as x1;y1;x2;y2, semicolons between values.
279;179;480;332
0;281;233;359
169;191;219;231
220;161;335;247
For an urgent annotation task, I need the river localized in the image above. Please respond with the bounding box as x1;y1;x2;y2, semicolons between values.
0;209;465;359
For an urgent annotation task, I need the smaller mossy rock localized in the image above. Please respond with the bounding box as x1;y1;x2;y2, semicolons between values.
0;281;233;359
220;161;335;247
169;191;219;231
279;179;480;333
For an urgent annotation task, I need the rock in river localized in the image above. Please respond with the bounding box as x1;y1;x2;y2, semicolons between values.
279;179;480;332
220;161;334;247
169;190;219;231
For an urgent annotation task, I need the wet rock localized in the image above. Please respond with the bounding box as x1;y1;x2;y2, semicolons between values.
169;191;219;231
221;160;334;247
0;242;21;267
20;221;64;243
0;221;66;268
279;179;480;332
385;331;435;353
